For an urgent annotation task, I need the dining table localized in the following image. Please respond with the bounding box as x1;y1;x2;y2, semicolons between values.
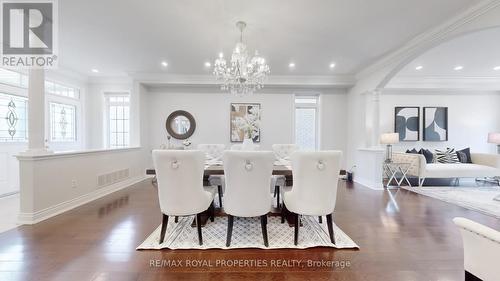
145;161;296;226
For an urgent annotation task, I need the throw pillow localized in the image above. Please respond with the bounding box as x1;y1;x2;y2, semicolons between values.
435;148;460;164
406;148;418;154
418;148;434;164
456;147;472;163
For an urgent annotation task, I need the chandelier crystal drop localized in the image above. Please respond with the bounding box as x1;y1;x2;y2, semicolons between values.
213;21;270;96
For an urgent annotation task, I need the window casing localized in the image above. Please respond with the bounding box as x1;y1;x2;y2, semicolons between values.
294;95;319;151
106;95;130;148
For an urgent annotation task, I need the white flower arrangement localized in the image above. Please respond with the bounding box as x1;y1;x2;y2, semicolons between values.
182;139;192;147
233;106;260;140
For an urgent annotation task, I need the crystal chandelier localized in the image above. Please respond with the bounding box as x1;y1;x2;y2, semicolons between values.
213;21;270;95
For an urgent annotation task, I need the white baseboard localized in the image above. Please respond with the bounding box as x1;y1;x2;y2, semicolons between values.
354;178;384;190
18;175;148;225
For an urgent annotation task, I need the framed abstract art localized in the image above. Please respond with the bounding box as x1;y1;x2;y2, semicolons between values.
423;107;448;141
394;107;420;141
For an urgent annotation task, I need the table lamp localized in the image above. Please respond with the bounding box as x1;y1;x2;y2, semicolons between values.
380;133;399;163
488;132;500;154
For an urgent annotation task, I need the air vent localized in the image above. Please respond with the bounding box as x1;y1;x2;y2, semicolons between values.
97;168;130;188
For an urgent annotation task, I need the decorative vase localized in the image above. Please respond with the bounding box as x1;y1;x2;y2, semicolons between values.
241;137;254;150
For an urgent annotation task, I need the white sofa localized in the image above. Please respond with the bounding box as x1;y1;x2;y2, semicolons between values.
392;152;500;187
454;217;500;280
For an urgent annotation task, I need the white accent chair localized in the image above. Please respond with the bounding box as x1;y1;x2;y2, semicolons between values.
453;217;500;281
197;144;226;208
223;151;275;247
152;150;216;245
271;144;299;208
283;151;342;245
231;143;260;151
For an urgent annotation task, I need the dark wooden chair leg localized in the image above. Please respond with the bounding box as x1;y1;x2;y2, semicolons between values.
196;213;203;245
209;201;215;222
294;213;299;245
318;216;322;223
261;215;269;247
326;213;335;244
226;215;234;247
281;203;287;223
217;185;223;208
159;214;168;244
276;186;280;208
174;216;178;223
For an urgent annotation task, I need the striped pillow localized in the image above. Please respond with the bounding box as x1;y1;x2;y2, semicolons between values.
435;148;460;164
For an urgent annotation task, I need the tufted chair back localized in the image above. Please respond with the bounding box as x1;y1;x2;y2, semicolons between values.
272;144;299;162
197;144;225;162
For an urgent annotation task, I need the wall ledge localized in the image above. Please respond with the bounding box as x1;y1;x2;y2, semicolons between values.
16;147;142;161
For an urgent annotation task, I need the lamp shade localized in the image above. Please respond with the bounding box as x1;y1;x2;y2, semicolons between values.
380;133;399;144
488;132;500;144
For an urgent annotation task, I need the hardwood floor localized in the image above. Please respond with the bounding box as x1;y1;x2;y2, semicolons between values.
0;180;499;281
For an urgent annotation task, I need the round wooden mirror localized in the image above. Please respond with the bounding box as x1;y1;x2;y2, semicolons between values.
166;110;196;139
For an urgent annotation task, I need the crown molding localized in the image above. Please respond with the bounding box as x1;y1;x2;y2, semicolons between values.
356;0;500;81
46;66;89;85
87;75;133;85
386;75;500;91
126;73;356;88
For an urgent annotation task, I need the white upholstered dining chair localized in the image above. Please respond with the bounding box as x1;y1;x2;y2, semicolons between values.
152;150;216;245
197;144;226;208
223;151;274;247
271;144;299;208
282;151;342;245
230;143;260;151
453;217;500;281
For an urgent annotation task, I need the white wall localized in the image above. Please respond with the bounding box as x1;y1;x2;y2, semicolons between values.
380;90;500;154
17;147;149;224
86;79;133;149
144;87;348;166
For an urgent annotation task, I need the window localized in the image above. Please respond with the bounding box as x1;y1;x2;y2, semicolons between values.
294;95;319;150
50;102;76;142
0;93;28;142
106;95;130;148
0;68;28;88
45;81;80;99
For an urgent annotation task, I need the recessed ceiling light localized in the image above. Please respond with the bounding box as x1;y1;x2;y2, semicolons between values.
288;62;295;68
204;62;211;67
454;65;464;71
218;52;224;58
91;69;99;73
329;63;336;69
161;61;168;67
494;66;500;71
415;65;423;70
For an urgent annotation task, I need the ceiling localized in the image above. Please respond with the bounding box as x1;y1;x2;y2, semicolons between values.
396;27;500;78
58;0;480;77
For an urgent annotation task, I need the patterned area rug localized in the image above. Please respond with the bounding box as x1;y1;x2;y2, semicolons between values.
402;185;500;218
137;216;359;250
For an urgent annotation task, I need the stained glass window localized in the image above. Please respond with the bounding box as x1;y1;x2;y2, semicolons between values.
50;102;76;142
0;93;28;142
